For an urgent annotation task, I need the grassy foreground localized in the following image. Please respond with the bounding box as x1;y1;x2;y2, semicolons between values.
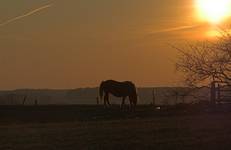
1;105;231;150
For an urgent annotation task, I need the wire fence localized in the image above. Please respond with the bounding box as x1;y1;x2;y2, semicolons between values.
0;87;212;106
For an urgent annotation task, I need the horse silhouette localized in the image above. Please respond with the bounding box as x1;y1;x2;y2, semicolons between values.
99;80;137;108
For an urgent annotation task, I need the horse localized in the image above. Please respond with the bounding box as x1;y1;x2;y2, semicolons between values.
99;80;138;108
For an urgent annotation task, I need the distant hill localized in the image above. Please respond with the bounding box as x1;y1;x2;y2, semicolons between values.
0;87;210;105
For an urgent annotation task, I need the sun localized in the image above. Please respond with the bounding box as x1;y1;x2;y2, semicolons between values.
195;0;231;24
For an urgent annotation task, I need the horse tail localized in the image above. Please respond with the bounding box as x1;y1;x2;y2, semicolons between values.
129;82;138;106
99;81;104;100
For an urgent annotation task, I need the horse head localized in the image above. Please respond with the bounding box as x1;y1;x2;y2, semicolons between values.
99;81;105;100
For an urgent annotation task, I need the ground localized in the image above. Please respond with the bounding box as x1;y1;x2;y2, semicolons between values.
1;105;231;150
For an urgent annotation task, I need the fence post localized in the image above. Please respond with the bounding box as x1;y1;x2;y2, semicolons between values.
34;99;38;106
210;81;216;105
22;96;27;105
96;97;99;105
152;88;156;106
175;91;179;104
217;84;221;103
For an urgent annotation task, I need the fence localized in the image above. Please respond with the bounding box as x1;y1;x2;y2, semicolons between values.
211;81;231;104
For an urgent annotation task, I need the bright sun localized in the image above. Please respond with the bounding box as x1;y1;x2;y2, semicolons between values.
195;0;231;24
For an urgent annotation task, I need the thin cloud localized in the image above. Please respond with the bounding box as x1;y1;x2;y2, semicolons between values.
150;24;203;34
0;4;53;27
149;24;212;35
143;23;211;41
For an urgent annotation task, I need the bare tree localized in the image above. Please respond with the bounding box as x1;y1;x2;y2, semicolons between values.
176;29;231;87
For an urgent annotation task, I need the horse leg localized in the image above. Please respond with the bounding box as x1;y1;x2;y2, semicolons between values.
104;93;109;107
105;93;111;107
107;94;110;106
129;97;132;110
120;96;126;109
129;96;135;110
103;96;106;107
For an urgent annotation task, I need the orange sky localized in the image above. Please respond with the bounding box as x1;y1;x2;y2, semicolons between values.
0;0;230;89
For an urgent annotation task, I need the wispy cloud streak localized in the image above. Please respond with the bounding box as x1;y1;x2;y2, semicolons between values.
0;4;52;27
150;24;202;34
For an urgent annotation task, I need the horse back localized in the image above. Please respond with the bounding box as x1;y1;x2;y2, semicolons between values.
102;80;137;97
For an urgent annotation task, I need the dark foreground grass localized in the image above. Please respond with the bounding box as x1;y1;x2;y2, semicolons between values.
1;105;231;150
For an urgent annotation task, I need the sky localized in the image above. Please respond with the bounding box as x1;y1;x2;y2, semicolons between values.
0;0;228;89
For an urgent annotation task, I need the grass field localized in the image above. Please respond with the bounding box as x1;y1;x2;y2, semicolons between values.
1;105;231;150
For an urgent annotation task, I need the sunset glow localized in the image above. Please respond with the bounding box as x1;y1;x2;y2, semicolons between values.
206;30;221;37
1;1;231;89
195;0;231;24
